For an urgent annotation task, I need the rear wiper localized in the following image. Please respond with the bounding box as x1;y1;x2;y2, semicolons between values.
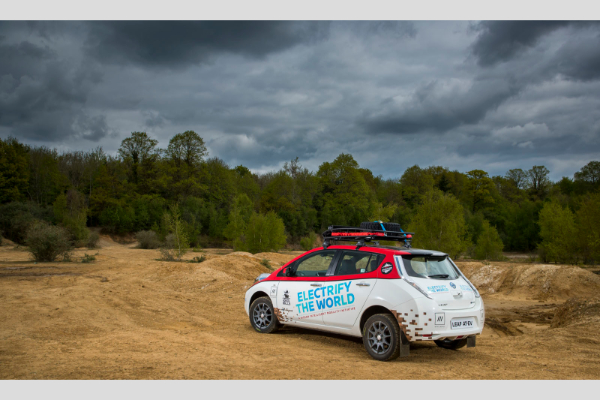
427;274;449;279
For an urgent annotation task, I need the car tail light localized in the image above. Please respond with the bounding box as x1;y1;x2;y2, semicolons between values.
448;258;480;298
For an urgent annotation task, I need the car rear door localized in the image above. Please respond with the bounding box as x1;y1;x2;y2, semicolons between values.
322;250;384;329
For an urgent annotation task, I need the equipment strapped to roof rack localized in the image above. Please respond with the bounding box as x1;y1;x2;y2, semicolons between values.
322;223;414;250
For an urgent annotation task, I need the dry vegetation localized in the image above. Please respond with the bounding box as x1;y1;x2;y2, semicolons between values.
1;237;600;379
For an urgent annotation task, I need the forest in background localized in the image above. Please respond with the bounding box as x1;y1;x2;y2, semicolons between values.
1;132;599;264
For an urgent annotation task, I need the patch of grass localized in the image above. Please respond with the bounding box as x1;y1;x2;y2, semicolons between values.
260;258;272;270
81;253;96;263
192;246;204;252
189;255;206;263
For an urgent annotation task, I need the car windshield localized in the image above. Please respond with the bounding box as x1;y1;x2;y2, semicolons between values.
402;255;458;280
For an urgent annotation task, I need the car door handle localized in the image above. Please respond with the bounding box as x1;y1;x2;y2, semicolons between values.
356;283;370;287
310;283;323;287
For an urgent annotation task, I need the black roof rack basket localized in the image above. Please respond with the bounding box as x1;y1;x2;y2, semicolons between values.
322;224;414;249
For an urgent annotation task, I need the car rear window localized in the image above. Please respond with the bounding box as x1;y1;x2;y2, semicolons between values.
402;255;458;280
334;251;384;276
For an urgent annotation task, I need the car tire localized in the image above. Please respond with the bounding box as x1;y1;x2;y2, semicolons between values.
434;338;468;350
249;296;281;333
362;314;401;361
360;222;403;233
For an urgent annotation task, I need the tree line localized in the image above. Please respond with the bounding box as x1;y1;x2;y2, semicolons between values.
1;132;599;263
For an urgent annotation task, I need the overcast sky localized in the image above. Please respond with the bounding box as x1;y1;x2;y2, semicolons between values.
1;21;599;180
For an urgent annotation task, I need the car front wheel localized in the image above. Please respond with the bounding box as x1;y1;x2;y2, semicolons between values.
249;297;280;333
362;314;401;361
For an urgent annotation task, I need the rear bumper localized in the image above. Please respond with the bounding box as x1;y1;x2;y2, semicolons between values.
391;296;485;342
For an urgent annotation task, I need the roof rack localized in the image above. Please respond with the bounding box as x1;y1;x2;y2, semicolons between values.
322;224;414;250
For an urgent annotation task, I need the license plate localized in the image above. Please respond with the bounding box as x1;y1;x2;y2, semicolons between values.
450;317;475;330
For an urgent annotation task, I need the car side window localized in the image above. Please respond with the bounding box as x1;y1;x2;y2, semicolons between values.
334;251;384;276
293;250;337;277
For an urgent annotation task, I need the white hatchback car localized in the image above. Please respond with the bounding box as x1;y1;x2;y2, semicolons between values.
244;224;484;361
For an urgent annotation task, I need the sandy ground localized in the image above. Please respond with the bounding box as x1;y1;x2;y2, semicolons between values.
1;238;600;380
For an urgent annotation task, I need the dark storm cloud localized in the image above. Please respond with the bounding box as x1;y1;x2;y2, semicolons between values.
1;21;600;180
0;23;108;143
358;78;520;134
471;21;570;66
552;34;600;81
85;21;330;68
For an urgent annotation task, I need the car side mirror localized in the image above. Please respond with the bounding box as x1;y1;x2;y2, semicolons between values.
285;264;295;277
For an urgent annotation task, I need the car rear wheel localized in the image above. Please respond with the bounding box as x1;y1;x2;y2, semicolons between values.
434;338;468;350
249;297;280;333
362;314;401;361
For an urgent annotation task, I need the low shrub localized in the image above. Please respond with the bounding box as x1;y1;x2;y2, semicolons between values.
159;234;179;261
159;247;175;261
136;230;161;249
86;232;100;249
0;202;54;244
189;255;206;263
81;253;96;263
260;258;272;270
158;232;189;261
25;221;71;262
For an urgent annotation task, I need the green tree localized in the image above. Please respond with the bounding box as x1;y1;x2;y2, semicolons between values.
465;169;496;212
368;202;398;222
234;165;260;203
316;154;374;228
504;200;542;251
118;132;159;186
242;211;287;253
527;165;551;199
574;161;600;193
53;189;89;242
28;146;68;205
400;165;434;208
165;131;208;197
472;220;504;260
506;168;530;189
161;204;190;260
166;131;207;169
223;194;254;250
408;189;469;258
0;137;30;203
575;193;600;263
537;201;576;264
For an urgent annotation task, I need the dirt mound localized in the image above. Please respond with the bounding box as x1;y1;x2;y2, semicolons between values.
551;297;600;328
254;252;298;268
95;234;126;248
3;245;600;379
458;261;600;300
195;253;272;281
0;237;16;247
